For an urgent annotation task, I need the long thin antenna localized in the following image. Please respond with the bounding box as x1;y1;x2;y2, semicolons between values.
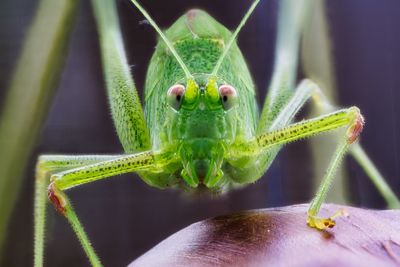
130;0;193;79
211;0;260;76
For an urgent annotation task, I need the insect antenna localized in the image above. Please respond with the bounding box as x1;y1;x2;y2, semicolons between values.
211;0;260;76
130;0;193;79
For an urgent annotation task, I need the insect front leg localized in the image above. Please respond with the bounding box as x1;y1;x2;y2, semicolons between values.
231;106;364;230
259;79;399;225
34;155;121;267
270;79;399;206
307;85;400;209
34;152;168;267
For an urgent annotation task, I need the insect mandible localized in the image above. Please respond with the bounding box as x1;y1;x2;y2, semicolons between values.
34;0;394;266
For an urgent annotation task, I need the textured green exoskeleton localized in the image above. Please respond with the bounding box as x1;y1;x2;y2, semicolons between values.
143;9;260;189
33;0;400;266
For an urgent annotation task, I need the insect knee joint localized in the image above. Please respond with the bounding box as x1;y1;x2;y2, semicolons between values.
47;182;68;215
347;107;365;144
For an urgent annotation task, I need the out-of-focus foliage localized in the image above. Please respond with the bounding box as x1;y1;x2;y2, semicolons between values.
0;0;78;260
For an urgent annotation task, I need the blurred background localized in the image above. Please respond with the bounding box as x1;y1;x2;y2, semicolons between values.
1;0;400;266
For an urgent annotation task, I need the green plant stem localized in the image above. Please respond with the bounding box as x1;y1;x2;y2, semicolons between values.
0;0;78;260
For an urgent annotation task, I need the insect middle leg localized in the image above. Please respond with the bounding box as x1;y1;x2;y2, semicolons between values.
34;152;159;267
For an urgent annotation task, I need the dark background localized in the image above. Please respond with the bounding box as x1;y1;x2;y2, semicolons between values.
1;0;400;266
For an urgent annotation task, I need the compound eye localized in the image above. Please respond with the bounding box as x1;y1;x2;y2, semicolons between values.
219;84;237;110
167;84;185;110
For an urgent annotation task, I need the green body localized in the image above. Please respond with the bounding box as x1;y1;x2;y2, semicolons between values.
33;1;400;266
142;10;259;191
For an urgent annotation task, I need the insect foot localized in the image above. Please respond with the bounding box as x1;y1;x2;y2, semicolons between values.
307;216;335;230
47;182;68;215
347;107;365;144
307;209;348;230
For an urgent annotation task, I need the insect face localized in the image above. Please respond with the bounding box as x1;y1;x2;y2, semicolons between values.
164;76;238;188
166;77;238;112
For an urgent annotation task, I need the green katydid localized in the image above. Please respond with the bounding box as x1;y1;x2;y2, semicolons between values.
33;0;400;266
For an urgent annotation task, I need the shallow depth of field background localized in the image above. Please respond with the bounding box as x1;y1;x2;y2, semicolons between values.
1;0;400;266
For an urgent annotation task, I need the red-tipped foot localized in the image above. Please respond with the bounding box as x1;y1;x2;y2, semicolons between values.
347;108;365;144
48;183;67;215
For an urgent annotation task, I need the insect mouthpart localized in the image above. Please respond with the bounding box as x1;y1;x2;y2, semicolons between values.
179;139;225;189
